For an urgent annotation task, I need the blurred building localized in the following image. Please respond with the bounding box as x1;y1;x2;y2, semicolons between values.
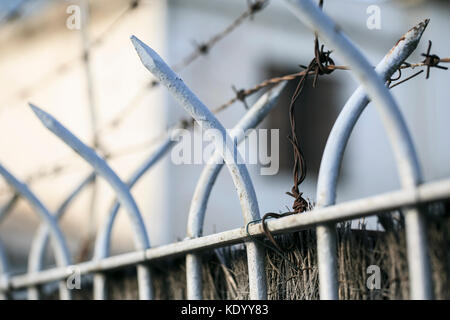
0;0;449;271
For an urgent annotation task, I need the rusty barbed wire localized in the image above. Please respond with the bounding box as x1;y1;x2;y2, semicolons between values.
388;40;449;88
255;0;329;252
285;0;331;216
253;34;449;255
245;217;304;273
388;64;424;89
1;53;447;197
214;49;450;113
0;53;447;198
254;28;450;256
420;40;449;79
1;16;449;198
212;65;349;114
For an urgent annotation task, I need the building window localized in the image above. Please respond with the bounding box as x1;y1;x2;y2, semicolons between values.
264;65;344;178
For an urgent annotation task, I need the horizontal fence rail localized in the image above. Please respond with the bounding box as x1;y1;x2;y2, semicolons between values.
0;177;449;292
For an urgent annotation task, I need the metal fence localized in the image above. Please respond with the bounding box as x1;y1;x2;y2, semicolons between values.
0;0;448;300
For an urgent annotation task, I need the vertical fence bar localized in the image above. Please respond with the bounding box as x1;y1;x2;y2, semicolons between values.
404;210;433;298
92;139;174;300
315;224;338;298
185;83;286;299
0;240;9;300
29;104;153;300
284;0;432;299
0;164;72;300
80;0;98;146
131;36;267;299
80;0;100;256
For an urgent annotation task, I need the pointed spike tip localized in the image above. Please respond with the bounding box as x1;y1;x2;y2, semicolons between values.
29;102;46;119
406;18;429;41
130;35;162;73
28;103;54;129
28;102;40;113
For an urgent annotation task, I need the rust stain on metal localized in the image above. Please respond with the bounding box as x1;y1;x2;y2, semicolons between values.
388;19;429;57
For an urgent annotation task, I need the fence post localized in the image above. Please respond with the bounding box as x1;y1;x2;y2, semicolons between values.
284;0;433;299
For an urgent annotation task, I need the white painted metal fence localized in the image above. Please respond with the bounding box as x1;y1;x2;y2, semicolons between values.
0;0;447;300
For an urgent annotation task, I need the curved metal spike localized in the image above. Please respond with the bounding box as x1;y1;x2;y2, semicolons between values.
92;139;174;300
131;36;267;299
284;0;431;300
316;20;431;300
186;83;286;299
317;20;428;208
0;163;72;300
28;104;153;300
